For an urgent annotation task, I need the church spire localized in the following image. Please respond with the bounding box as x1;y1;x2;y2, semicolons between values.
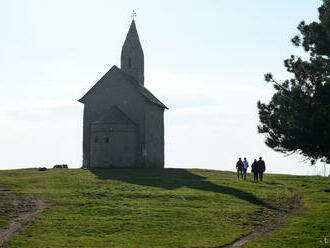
121;19;144;85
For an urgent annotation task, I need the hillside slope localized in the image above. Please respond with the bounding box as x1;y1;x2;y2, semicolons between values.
0;168;329;247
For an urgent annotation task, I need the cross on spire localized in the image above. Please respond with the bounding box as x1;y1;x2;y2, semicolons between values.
131;10;137;20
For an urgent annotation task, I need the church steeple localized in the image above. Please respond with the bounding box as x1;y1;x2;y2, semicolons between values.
121;20;144;85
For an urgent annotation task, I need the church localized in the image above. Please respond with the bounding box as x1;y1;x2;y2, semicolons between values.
79;19;167;168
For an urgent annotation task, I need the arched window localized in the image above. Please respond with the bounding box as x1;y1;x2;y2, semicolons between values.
128;57;132;68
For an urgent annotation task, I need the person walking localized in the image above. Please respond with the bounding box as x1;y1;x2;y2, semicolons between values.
236;158;244;180
251;159;258;182
243;158;249;180
257;157;266;182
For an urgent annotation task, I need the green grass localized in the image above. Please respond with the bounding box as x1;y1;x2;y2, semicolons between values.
0;168;329;247
244;174;330;248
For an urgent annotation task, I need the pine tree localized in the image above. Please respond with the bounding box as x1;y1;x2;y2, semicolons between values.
257;0;330;164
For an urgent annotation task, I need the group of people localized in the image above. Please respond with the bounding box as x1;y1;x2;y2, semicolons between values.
235;157;266;182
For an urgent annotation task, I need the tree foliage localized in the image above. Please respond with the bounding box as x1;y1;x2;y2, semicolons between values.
257;0;330;164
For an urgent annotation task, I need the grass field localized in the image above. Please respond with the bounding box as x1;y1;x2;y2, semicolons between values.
0;168;329;247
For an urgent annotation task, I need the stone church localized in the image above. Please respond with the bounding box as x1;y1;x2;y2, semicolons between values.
79;20;167;168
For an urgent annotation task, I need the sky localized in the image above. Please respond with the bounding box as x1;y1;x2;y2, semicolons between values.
0;0;328;176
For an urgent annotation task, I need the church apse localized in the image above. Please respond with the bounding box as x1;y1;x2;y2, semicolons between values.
90;106;137;167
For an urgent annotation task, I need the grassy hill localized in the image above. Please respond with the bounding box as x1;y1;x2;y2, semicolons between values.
0;168;329;247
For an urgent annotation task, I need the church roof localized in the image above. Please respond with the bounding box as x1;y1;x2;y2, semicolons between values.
122;20;143;52
118;67;168;109
93;105;135;125
78;65;168;109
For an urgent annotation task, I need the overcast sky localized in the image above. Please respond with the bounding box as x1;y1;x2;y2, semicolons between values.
1;0;328;176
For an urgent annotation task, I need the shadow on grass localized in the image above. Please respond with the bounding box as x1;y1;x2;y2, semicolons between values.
90;168;277;210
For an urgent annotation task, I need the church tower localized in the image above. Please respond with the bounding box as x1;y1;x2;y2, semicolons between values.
121;20;144;85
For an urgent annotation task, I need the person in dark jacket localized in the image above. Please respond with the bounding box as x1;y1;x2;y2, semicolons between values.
257;157;266;182
236;158;244;180
251;159;258;182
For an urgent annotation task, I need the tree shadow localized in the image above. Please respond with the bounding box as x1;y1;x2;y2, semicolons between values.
90;168;277;210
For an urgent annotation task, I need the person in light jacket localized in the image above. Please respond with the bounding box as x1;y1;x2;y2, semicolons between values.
243;158;249;181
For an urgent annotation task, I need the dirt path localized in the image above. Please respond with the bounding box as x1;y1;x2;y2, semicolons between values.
0;190;51;248
223;189;302;248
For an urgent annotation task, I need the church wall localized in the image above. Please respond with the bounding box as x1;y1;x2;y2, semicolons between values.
144;102;164;168
82;72;146;168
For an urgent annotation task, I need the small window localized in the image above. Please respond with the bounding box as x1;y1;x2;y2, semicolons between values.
104;137;110;143
94;136;99;143
128;57;132;68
